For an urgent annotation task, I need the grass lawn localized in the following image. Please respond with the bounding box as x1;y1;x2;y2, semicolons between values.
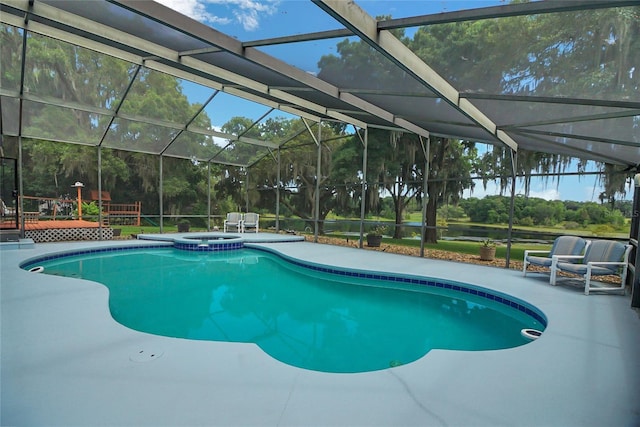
324;234;545;262
402;213;628;239
113;224;209;236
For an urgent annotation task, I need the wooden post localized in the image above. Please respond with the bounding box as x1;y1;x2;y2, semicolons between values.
72;182;84;220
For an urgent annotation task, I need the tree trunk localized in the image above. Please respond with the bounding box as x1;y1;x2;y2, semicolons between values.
424;191;438;244
423;139;448;244
393;195;403;239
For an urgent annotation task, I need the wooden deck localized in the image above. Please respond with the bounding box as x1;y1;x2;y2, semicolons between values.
0;219;100;231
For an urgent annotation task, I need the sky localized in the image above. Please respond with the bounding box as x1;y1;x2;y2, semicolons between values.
463;171;614;202
154;0;630;203
155;1;508;38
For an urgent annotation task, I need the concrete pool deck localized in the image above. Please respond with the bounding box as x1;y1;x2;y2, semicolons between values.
2;233;640;426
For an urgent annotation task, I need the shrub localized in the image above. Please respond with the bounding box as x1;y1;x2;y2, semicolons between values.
592;224;615;236
518;216;534;227
367;224;387;237
563;221;580;230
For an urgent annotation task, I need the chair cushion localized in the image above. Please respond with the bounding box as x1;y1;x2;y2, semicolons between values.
244;213;258;225
225;213;242;224
556;262;617;276
525;236;586;267
552;236;587;256
583;241;626;274
525;255;554;267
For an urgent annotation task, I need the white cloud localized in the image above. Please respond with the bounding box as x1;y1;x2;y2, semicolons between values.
464;181;500;199
155;0;231;25
580;184;601;202
215;0;279;31
464;181;561;201
211;125;229;148
528;188;560;201
156;0;279;31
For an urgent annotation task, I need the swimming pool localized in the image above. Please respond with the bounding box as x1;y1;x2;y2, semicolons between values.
23;245;546;373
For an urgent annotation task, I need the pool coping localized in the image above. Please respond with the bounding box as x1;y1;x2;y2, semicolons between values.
19;240;548;330
2;235;640;426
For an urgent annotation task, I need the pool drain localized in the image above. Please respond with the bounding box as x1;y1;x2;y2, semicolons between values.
521;329;542;340
130;349;164;363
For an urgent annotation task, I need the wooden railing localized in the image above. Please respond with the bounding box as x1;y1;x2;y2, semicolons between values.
103;201;142;226
20;195;75;221
17;196;141;226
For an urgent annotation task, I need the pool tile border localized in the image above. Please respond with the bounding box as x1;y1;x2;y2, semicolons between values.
174;241;244;251
249;245;548;328
137;233;304;250
20;243;172;269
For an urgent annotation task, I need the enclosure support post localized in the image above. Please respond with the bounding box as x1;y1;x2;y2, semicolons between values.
358;127;368;249
631;173;640;308
245;168;249;213
314;121;322;243
419;136;430;258
17;136;24;238
207;161;211;231
505;149;518;268
276;148;281;233
17;25;28;238
97;146;103;239
159;155;163;233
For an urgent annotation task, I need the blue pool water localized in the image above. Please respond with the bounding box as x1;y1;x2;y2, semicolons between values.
26;247;545;373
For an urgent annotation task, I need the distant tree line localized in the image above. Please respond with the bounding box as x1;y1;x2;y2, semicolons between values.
458;196;629;228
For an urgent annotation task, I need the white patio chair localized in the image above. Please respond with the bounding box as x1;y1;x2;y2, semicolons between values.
223;212;243;232
523;236;589;277
0;198;16;217
242;212;259;233
550;239;631;295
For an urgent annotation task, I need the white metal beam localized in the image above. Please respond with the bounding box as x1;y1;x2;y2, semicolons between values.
2;0;356;132
313;0;517;152
112;0;431;138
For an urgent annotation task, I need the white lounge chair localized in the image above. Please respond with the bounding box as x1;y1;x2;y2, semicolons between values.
223;212;242;232
550;239;631;295
0;198;16;217
523;236;588;277
242;212;259;233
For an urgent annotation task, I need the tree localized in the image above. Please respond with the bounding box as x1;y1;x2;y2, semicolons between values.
318;29;477;242
598;164;630;210
331;129;426;238
421;137;477;242
482;7;639;200
460;195;627;228
0;24;214;217
410;6;639;202
215;117;348;234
